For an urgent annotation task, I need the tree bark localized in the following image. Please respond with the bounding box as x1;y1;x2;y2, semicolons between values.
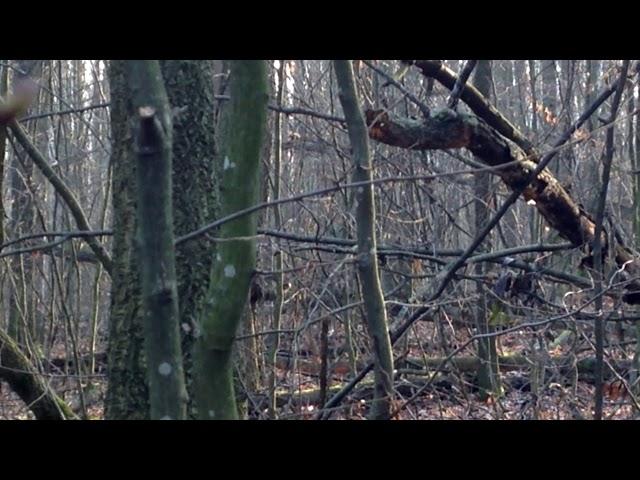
334;60;395;419
194;60;267;420
106;60;220;419
472;60;502;399
128;60;187;420
267;60;286;419
0;62;7;246
159;60;219;416
104;60;148;419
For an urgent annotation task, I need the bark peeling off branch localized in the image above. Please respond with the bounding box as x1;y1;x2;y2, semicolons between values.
364;108;640;303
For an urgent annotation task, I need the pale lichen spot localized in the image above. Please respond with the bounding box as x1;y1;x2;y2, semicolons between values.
223;155;236;170
216;253;222;262
224;264;236;278
357;186;364;194
181;322;192;333
193;325;203;338
369;247;376;255
208;410;215;418
158;362;172;376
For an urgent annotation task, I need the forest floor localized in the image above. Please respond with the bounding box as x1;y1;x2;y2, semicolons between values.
0;376;633;420
0;323;637;419
263;366;635;420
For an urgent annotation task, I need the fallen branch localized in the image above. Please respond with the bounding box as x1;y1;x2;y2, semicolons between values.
364;107;640;303
400;354;633;380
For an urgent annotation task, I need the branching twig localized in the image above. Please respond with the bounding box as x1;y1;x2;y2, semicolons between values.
447;60;478;110
592;60;630;419
362;61;430;119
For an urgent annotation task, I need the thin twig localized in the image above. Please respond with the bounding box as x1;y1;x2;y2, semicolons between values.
448;60;478;110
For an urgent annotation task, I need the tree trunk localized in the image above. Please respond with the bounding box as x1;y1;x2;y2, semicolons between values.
104;60;148;419
194;60;267;420
472;60;502;400
334;60;395;420
106;60;220;419
159;60;219;416
128;60;187;420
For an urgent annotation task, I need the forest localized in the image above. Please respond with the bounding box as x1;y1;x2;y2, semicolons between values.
0;59;638;420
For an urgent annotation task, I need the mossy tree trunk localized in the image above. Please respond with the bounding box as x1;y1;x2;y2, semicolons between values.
105;60;219;419
105;60;148;419
334;60;395;420
194;60;267;420
159;60;219;417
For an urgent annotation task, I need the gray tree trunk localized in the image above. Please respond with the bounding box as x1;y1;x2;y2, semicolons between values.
127;60;187;420
472;60;503;400
334;60;395;420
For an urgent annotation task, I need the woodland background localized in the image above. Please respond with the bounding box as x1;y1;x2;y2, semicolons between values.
0;59;638;420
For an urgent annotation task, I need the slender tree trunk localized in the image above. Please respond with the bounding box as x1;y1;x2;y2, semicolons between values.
584;60;600;134
334;60;395;420
472;60;502;400
592;61;629;419
542;60;557;120
585;60;601;212
634;84;640;404
528;60;538;134
267;60;286;419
